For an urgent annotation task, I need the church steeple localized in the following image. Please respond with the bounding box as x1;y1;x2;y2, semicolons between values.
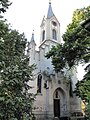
30;30;34;42
40;1;61;45
47;1;54;19
30;30;36;45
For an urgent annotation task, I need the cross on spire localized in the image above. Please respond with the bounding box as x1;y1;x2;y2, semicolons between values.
49;0;51;4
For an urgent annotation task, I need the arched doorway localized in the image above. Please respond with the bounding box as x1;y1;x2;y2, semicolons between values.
53;88;66;118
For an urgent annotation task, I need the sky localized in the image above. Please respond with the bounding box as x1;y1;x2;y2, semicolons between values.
4;0;90;80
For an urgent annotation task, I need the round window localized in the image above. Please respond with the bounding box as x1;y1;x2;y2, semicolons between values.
52;21;57;26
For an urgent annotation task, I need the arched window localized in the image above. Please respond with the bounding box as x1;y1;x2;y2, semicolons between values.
37;74;42;93
42;30;45;41
52;29;57;40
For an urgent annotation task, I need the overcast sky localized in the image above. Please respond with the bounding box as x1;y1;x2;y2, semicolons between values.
4;0;90;80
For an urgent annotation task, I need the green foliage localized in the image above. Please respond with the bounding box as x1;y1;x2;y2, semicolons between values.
75;64;90;102
75;67;90;118
0;0;11;13
85;102;90;119
0;20;36;120
75;79;90;102
46;44;66;72
46;26;90;71
66;6;90;34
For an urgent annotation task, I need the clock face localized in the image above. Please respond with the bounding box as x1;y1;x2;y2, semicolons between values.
52;21;57;26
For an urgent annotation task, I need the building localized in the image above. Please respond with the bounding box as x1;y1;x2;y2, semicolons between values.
27;2;81;120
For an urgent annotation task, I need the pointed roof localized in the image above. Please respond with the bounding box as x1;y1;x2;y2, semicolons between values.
40;15;46;27
30;30;36;45
31;30;34;42
47;1;54;18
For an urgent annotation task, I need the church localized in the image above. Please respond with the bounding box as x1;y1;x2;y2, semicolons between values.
27;1;81;120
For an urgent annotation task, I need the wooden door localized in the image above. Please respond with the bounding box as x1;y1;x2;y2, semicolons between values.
54;99;60;118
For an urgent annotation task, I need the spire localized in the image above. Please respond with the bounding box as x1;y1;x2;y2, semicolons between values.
30;30;36;45
47;0;54;18
31;30;34;42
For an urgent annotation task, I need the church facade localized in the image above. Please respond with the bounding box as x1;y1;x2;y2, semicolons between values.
27;2;81;120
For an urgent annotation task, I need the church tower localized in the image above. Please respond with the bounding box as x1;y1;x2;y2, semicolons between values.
27;31;37;65
40;1;61;45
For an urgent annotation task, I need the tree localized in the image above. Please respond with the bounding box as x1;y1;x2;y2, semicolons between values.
0;0;11;13
75;66;90;102
46;6;90;103
0;19;36;120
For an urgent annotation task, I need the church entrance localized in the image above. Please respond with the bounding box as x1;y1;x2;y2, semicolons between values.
53;88;66;118
54;99;60;117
